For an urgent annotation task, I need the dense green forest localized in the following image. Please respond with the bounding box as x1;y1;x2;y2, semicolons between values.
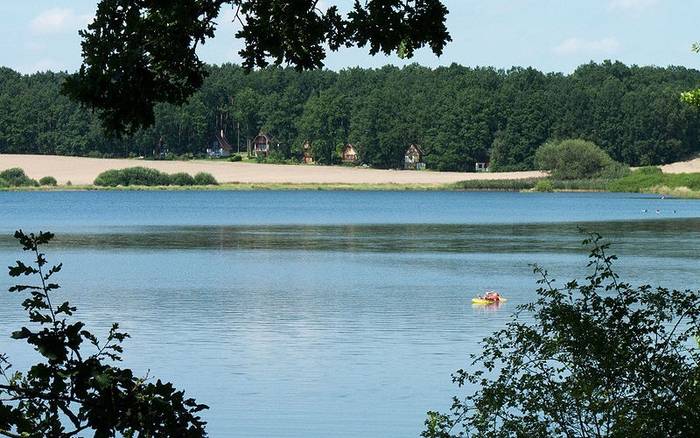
1;61;699;171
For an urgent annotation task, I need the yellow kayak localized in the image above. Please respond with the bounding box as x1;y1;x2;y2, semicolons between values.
472;297;507;305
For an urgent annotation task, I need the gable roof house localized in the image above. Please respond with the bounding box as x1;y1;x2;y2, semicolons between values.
207;130;233;158
302;141;314;164
340;143;359;163
250;132;278;157
404;144;425;170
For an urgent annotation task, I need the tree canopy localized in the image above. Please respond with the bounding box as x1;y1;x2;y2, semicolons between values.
61;0;451;134
2;61;699;170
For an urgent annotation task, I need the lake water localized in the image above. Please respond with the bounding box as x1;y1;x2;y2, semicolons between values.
1;191;699;437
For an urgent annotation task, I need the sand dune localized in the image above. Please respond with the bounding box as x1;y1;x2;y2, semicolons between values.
0;154;545;186
659;156;700;174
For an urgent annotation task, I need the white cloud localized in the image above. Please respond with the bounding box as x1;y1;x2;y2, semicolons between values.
609;0;659;12
29;8;92;35
553;37;621;56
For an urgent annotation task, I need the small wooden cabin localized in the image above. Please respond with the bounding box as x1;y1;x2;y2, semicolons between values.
207;130;232;158
404;144;425;170
302;141;314;164
251;132;275;157
341;144;358;163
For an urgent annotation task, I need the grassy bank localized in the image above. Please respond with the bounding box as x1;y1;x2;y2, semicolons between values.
0;182;451;192
449;178;611;192
2;165;699;197
0;179;612;192
608;167;700;198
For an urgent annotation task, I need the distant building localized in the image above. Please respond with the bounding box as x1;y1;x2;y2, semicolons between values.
404;144;426;170
206;130;232;158
340;144;359;163
153;136;169;159
251;132;277;158
475;162;489;172
302;141;314;164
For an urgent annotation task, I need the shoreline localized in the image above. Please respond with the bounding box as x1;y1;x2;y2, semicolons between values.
0;154;545;186
1;154;699;197
1;183;697;198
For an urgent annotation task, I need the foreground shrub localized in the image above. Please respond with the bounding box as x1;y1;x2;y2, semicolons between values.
229;154;242;162
169;172;196;186
424;234;700;437
193;172;218;185
0;231;208;436
535;139;626;180
0;168;38;187
39;176;58;186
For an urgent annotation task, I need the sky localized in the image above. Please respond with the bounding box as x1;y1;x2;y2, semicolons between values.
0;0;697;74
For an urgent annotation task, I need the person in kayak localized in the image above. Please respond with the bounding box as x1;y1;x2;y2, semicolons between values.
483;291;501;302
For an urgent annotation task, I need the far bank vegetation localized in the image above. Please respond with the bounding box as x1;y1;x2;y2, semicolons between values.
2;62;700;173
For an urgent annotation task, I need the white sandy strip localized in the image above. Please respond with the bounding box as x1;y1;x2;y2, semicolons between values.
659;156;700;174
0;154;546;186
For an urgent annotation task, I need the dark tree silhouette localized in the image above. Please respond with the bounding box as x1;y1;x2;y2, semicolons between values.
62;0;451;135
0;231;208;437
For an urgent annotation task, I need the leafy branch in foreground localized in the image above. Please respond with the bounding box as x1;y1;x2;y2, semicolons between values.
63;0;451;135
0;231;207;437
423;233;700;437
681;42;700;107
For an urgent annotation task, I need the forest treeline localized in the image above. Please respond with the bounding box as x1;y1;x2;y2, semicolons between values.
1;61;699;171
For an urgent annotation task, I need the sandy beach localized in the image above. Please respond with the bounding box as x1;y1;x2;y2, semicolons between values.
2;154;698;187
0;154;546;186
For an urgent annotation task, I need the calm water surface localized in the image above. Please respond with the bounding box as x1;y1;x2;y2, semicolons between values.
0;191;699;437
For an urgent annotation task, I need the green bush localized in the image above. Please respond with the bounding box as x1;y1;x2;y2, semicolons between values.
193;172;218;185
596;161;631;179
229;154;242;162
257;150;299;165
534;179;554;192
169;172;196;186
535;139;626;180
0;168;38;187
94;167;171;187
93;168;219;187
0;178;8;188
39;176;58;186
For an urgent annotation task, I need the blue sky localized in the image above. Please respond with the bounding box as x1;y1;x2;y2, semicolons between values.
0;0;697;74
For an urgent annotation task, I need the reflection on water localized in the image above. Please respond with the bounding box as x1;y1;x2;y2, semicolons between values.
1;219;699;259
0;192;699;437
